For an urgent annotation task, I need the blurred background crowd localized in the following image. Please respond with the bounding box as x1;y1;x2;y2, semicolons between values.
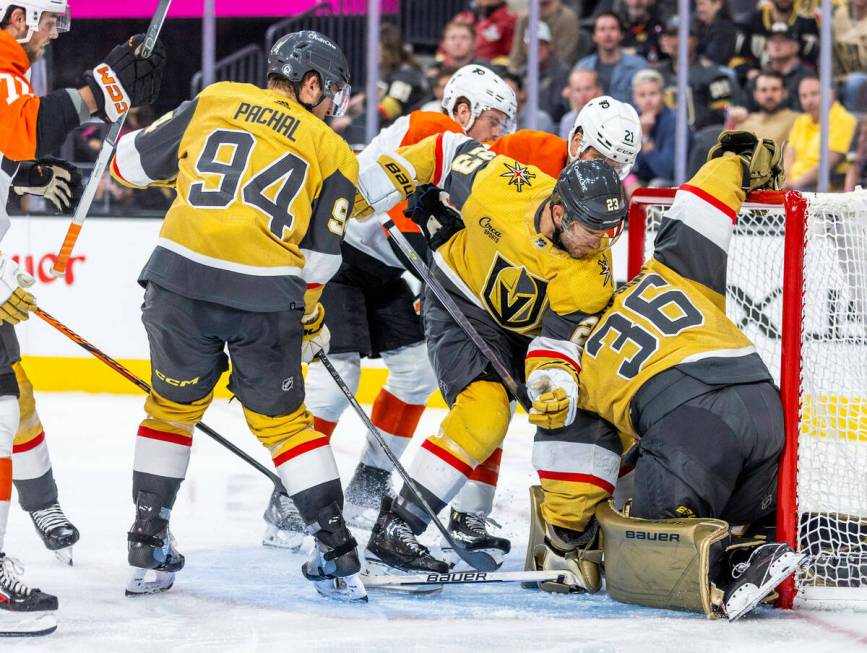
12;0;867;215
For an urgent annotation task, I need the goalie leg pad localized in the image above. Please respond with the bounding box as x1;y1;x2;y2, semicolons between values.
596;500;730;618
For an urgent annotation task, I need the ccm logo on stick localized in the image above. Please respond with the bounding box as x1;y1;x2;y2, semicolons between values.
96;64;129;115
625;530;681;542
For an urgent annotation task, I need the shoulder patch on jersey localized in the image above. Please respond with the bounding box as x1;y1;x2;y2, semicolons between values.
500;160;536;192
482;252;548;330
598;256;612;287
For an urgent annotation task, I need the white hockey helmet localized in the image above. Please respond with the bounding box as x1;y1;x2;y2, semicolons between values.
442;64;518;135
0;0;69;43
568;95;641;179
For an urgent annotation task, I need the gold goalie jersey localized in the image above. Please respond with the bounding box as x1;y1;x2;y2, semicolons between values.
391;131;615;359
578;155;774;438
111;81;358;313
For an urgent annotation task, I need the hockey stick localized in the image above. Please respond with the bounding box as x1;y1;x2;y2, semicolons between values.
316;350;498;573
50;0;173;278
383;221;532;411
364;569;578;589
33;307;288;494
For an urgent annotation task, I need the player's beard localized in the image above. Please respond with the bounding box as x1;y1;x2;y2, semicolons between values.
559;223;602;259
22;39;47;64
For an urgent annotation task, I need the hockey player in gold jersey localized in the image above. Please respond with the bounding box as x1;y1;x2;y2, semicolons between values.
111;31;366;601
529;132;805;620
353;130;627;574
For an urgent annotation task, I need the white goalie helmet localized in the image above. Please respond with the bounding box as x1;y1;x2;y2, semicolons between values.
442;64;518;135
0;0;69;43
568;95;641;179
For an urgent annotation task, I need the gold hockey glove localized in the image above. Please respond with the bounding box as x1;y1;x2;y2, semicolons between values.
706;130;785;192
0;253;36;326
527;367;579;430
301;303;330;364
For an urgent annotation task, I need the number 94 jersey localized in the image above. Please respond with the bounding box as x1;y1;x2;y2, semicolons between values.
111;81;358;313
578;155;774;438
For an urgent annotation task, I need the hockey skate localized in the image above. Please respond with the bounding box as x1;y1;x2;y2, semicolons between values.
723;543;807;621
364;497;448;593
443;509;510;569
343;462;393;530
301;502;367;602
29;502;80;566
262;488;306;551
126;491;185;597
0;553;58;637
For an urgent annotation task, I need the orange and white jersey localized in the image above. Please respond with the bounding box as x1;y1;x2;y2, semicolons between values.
488;130;568;179
346;110;464;268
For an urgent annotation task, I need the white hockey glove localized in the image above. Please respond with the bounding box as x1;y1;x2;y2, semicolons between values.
13;158;82;213
527;367;579;430
353;152;417;219
0;253;36;326
301;304;331;364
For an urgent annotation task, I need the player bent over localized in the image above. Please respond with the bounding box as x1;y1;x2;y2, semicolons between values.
353;129;627;575
295;65;517;544
0;0;164;635
111;31;366;601
526;132;804;620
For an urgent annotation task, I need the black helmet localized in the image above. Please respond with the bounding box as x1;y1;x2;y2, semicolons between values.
268;30;351;116
552;159;627;232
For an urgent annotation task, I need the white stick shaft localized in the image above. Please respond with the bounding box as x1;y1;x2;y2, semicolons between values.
364;569;577;587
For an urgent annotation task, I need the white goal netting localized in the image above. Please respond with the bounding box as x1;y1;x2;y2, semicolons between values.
632;189;867;609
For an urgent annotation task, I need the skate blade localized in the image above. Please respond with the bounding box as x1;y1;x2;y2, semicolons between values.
53;546;74;567
726;552;807;621
362;558;443;595
312;573;368;602
125;567;176;596
262;524;305;551
0;611;57;637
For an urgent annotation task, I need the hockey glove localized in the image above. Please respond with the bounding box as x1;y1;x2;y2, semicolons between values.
86;33;167;122
354;152;417;219
301;304;331;364
404;184;464;251
706;130;785;192
13;158;82;214
0;253;36;326
526;367;579;430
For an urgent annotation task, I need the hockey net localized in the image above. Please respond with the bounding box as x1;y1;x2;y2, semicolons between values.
628;187;867;610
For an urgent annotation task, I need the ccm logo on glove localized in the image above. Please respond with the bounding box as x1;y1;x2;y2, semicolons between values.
95;64;129;116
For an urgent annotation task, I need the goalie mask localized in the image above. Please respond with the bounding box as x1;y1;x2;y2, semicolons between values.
0;0;70;44
442;64;517;136
568;95;641;179
268;30;352;117
551;158;627;253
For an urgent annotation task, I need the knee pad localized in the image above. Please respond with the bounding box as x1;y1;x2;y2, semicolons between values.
12;362;42;445
243;403;317;457
381;343;437;405
142;390;213;438
596;500;730;618
432;381;511;466
305;352;360;422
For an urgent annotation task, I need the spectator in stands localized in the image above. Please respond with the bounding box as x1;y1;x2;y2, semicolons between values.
502;70;558;134
452;0;516;64
726;70;799;145
734;0;819;83
420;66;455;112
559;68;603;139
437;20;478;70
693;0;739;67
833;0;867;110
510;0;585;72
783;74;858;191
575;12;647;103
593;0;666;63
657;15;744;130
844;118;867;192
624;68;676;195
517;22;571;124
745;22;811;112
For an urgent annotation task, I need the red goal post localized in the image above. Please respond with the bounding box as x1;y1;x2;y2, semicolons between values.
627;187;867;610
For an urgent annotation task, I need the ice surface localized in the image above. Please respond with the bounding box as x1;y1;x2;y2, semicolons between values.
3;393;866;652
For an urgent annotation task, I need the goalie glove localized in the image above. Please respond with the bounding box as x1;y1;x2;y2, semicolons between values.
86;33;167;123
404;184;464;251
706;130;785;192
301;304;331;364
0;253;36;326
526;367;579;430
13;158;82;214
354;152;417;219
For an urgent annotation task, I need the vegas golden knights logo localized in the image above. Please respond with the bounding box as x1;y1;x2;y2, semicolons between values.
483;253;548;331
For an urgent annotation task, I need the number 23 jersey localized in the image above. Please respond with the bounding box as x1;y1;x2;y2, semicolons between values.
577;156;773;438
111;81;358;313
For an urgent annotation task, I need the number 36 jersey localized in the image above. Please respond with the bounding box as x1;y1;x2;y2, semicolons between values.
577;155;774;438
111;81;358;313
